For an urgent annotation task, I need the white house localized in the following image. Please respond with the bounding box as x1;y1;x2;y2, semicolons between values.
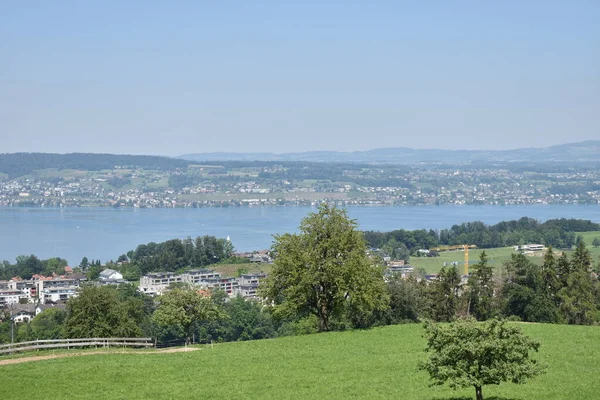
11;304;37;323
40;286;78;304
99;269;123;280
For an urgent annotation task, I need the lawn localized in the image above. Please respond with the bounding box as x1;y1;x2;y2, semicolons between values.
576;231;600;256
411;234;600;275
410;247;521;274
1;323;598;400
211;262;270;277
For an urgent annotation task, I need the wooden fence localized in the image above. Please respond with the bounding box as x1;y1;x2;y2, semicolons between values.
0;337;154;355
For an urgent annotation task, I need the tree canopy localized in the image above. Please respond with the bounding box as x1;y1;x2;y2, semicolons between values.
420;318;545;400
64;285;148;338
153;286;222;344
260;203;389;331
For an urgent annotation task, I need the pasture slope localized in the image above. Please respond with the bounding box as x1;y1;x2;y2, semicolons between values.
1;323;599;400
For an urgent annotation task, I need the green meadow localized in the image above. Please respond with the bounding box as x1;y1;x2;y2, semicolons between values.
410;232;600;274
410;247;518;274
1;323;599;400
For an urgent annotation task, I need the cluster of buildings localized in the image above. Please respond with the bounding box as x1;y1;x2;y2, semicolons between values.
138;269;267;299
1;276;84;307
2;165;600;208
0;269;126;308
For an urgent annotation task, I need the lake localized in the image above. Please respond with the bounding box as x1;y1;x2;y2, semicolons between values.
1;205;599;265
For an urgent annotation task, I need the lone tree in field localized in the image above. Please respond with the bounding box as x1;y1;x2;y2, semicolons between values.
419;318;545;400
260;203;388;331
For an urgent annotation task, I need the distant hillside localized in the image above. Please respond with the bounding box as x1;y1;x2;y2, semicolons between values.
179;141;600;164
0;153;190;179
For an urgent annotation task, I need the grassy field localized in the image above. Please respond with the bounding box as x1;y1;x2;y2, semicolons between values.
211;262;271;276
410;247;522;274
1;323;598;400
577;231;600;248
411;233;600;275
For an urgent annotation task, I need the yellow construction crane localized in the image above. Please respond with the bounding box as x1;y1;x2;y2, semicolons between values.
463;245;469;276
461;245;479;275
430;244;476;275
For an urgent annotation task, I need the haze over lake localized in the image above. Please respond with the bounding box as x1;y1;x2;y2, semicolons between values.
1;205;599;265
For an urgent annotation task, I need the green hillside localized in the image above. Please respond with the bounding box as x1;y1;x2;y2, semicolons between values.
1;323;599;400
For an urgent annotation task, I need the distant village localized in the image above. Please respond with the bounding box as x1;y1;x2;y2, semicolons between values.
0;250;270;318
1;165;599;208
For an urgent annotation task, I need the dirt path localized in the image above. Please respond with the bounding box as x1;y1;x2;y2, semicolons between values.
0;347;199;366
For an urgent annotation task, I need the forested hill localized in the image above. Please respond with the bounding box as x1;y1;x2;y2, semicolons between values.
0;153;191;179
180;140;600;164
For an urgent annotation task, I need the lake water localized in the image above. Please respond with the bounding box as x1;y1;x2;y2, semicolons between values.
1;205;599;265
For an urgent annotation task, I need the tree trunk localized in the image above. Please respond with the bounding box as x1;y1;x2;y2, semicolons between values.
319;314;329;332
319;305;330;332
475;385;483;400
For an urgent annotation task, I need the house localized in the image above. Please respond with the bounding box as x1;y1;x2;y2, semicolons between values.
36;303;67;315
139;272;184;296
181;269;221;285
8;279;37;302
11;304;37;323
40;285;78;304
0;289;28;306
99;269;123;280
514;244;545;252
201;277;239;295
387;260;405;267
234;272;267;299
36;277;84;304
238;272;267;287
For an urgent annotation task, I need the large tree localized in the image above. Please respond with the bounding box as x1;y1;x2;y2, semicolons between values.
65;285;146;338
27;307;67;340
429;265;461;322
386;274;429;323
260;203;389;331
153;287;221;344
501;253;558;323
420;318;545;400
468;251;495;320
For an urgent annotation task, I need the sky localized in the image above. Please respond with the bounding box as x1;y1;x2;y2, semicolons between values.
1;1;598;156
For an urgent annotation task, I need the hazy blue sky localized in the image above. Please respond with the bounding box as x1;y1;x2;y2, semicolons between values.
1;1;598;155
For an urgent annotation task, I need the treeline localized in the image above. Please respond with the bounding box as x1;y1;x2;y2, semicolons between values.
0;255;69;280
0;153;191;179
393;242;600;325
363;217;600;257
0;235;234;281
122;235;235;276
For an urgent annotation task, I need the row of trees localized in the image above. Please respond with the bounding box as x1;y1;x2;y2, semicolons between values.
0;153;190;179
363;217;600;255
392;242;600;325
0;234;236;282
124;235;235;275
0;255;68;280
